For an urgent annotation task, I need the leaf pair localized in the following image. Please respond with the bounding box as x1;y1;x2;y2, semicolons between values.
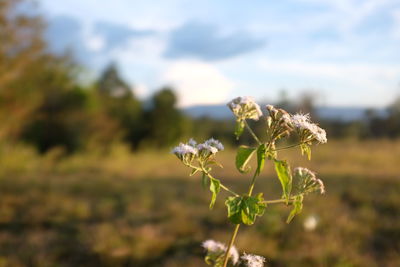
225;194;266;225
235;144;267;175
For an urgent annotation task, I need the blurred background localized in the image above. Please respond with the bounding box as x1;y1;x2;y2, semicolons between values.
0;0;400;266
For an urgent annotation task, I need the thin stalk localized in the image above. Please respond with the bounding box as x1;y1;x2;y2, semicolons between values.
223;122;263;267
274;143;302;151
244;120;262;145
264;198;292;204
222;224;240;267
222;170;258;267
190;163;239;197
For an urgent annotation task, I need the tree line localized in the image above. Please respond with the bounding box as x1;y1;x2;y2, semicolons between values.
1;0;399;155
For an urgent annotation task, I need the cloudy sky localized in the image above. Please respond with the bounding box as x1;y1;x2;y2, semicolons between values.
39;0;400;107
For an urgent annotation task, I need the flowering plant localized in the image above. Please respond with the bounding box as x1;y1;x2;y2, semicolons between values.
172;96;327;267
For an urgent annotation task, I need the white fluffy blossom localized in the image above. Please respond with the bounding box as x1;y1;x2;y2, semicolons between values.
204;138;224;151
188;138;197;147
241;253;266;267
171;143;198;155
287;113;327;143
227;96;263;121
229;246;239;265
197;138;224;155
202;239;226;253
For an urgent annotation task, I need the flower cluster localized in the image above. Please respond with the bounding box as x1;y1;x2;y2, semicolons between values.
265;105;292;141
228;96;263;121
241;253;266;267
202;239;239;265
286;113;327;144
294;167;325;194
172;138;224;164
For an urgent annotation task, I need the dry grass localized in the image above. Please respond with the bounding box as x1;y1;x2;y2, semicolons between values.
0;139;399;266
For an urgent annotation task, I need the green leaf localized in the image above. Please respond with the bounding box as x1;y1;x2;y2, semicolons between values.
225;194;266;225
256;144;267;175
201;172;208;189
300;143;311;160
286;195;304;223
209;178;221;209
234;120;245;139
274;159;293;203
235;145;256;173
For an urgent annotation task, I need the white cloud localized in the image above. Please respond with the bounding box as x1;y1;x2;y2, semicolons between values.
392;9;400;40
85;34;105;52
134;83;148;99
162;61;235;107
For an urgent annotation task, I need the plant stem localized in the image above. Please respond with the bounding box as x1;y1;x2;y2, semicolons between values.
222;224;240;267
264;198;292;204
222;170;258;267
190;163;239;196
274;143;302;151
244;120;262;145
223;122;263;267
220;183;239;196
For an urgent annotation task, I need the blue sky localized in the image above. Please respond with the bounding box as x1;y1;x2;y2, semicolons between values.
39;0;400;107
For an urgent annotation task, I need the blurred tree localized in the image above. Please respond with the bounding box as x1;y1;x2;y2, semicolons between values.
96;63;142;148
0;0;103;153
143;88;189;148
0;0;47;140
297;91;317;119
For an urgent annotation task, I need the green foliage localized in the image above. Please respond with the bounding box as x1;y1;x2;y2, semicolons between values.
286;194;303;223
209;178;221;209
234;120;245;140
144;88;189;148
274;159;293;204
225;194;266;225
256;144;267;175
205;253;225;267
235;145;256;173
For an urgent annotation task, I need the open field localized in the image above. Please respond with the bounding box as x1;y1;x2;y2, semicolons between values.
0;140;399;266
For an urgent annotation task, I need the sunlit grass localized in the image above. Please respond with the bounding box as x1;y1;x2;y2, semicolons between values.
0;139;399;266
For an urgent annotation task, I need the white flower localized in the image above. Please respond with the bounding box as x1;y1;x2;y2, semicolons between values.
202;239;226;253
204;138;224;151
227;96;263;121
308;124;327;143
229;246;239;265
295;167;316;179
287;113;327;143
198;143;219;154
290;113;311;129
316;178;325;194
197;138;224;155
188;138;197;147
241;253;266;267
171;143;198;156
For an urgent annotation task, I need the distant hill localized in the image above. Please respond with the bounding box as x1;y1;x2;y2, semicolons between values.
183;104;388;121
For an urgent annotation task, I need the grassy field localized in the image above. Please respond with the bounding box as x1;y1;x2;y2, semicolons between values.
0;140;399;266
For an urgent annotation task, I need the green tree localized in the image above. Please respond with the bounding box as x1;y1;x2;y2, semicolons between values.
0;0;92;153
0;0;47;140
96;63;142;148
144;88;189;147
